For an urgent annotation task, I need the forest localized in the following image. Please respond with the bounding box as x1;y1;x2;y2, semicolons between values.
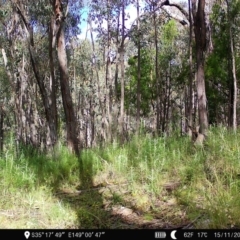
0;0;240;230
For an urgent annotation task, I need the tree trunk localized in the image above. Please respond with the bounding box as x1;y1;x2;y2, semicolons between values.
49;16;58;140
29;46;58;147
192;0;208;136
57;25;79;154
114;9;120;100
1;48;20;150
136;0;141;130
105;0;112;142
119;0;126;142
52;0;79;154
226;0;237;131
0;106;4;152
153;9;160;134
89;17;106;143
187;0;193;135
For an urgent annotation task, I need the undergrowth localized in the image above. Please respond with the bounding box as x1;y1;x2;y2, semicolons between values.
0;127;240;228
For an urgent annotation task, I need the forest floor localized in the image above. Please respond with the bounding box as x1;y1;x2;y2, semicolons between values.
0;182;193;229
1;127;240;229
0;170;192;229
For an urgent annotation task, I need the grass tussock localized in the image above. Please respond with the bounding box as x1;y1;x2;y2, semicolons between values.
0;127;240;228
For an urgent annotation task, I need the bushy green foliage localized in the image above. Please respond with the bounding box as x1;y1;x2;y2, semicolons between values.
206;0;240;125
125;49;154;116
125;20;180;117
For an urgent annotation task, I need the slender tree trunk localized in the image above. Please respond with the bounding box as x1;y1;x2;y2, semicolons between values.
89;17;106;143
105;0;112;142
136;0;141;130
165;62;171;134
153;9;160;134
114;9;120;100
0;106;4;152
187;0;193;135
18;55;28;145
119;0;126;142
49;16;58;140
226;0;237;131
112;8;121;140
232;39;237;131
29;46;58;147
89;98;95;147
192;0;208;136
162;70;168;133
2;47;27;147
1;48;19;149
228;59;234;127
28;100;38;147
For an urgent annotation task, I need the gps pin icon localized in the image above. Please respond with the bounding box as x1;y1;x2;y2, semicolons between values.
24;231;30;239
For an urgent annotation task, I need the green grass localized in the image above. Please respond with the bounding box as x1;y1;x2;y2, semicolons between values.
0;127;240;228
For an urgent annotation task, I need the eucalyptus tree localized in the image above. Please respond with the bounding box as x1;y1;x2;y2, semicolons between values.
191;0;208;138
17;0;58;148
136;0;141;130
88;0;120;143
155;1;209;139
226;0;240;130
118;0;129;141
125;0;189;135
28;0;82;153
87;0;112;143
206;0;240;127
0;0;83;153
151;0;161;133
163;0;208;138
0;0;58;149
72;39;97;148
50;0;81;154
88;0;133;142
0;64;11;152
159;20;181;133
186;0;194;135
0;0;42;149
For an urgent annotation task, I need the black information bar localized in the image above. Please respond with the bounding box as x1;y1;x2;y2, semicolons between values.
0;229;240;240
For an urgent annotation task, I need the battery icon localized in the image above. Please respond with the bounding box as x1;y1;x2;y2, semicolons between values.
155;232;166;238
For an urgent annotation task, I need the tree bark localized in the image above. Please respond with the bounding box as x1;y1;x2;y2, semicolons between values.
0;105;4;152
49;16;58;140
226;0;237;131
88;17;106;143
119;0;126;142
52;0;80;154
105;0;112;142
153;7;160;134
187;0;193;135
192;0;208;136
136;0;141;130
57;25;79;154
